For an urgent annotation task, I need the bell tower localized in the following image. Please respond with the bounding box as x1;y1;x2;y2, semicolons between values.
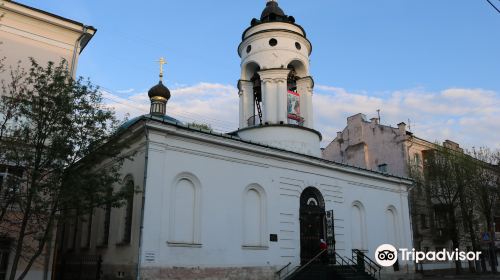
236;0;321;156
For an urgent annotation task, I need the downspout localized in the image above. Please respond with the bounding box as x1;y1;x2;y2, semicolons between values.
404;136;418;273
136;123;149;280
70;25;88;78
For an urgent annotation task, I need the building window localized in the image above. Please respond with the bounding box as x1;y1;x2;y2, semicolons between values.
242;185;267;248
168;173;202;246
80;210;93;249
103;203;111;246
414;153;421;166
98;189;112;247
66;216;78;251
378;164;388;173
0;239;10;280
420;214;429;229
121;177;134;244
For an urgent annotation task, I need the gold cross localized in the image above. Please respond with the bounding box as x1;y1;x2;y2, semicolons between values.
158;57;167;81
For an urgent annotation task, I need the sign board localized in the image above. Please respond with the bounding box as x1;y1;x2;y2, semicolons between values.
482;232;491;242
326;210;335;255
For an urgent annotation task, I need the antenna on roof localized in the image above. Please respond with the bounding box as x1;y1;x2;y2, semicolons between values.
377;109;381;124
408;118;412;131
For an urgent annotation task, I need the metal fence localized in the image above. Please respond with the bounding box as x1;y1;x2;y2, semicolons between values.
55;254;102;280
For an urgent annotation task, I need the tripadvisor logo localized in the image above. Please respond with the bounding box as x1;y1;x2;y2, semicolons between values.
374;244;482;267
375;244;398;267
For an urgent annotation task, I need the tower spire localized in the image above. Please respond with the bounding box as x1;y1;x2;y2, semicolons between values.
148;57;171;116
158;57;167;82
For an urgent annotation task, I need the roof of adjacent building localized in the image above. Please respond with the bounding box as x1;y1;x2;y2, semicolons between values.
3;0;97;53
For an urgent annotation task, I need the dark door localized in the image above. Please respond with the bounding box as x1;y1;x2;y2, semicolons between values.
300;187;325;264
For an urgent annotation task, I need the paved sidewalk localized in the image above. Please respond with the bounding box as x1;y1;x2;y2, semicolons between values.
422;273;500;280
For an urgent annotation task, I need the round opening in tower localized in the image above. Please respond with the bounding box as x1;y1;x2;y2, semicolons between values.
269;38;278;47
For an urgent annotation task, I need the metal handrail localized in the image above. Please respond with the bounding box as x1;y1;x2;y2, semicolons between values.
275;262;292;280
334;252;359;274
352;249;382;279
282;249;327;280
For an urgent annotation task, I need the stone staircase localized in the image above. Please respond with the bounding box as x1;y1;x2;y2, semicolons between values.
280;250;381;280
287;263;377;280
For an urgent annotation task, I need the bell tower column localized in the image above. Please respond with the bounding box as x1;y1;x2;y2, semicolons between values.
259;69;290;125
238;80;254;128
296;77;314;129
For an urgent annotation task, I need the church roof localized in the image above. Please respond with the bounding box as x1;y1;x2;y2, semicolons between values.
117;115;413;183
117;114;181;133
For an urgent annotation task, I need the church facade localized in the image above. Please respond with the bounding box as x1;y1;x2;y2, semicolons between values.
60;2;414;280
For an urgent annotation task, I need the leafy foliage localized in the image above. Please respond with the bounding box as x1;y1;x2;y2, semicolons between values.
0;59;130;280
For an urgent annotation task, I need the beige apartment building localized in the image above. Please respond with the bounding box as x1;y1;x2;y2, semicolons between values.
0;1;95;279
322;113;483;272
322;113;463;178
0;0;96;84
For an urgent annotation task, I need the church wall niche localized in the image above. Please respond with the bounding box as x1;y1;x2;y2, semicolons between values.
385;205;400;247
242;184;268;248
168;172;202;246
351;201;367;251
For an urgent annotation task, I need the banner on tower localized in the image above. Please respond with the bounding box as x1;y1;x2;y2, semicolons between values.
287;90;302;124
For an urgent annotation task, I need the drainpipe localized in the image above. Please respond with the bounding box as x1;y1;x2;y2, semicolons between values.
136;123;150;280
70;25;88;78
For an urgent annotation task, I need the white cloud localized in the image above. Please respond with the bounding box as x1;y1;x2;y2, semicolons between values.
103;83;239;132
116;88;135;94
103;83;500;151
314;86;500;150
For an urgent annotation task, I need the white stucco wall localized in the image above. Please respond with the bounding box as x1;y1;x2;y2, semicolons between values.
237;125;321;157
138;121;414;276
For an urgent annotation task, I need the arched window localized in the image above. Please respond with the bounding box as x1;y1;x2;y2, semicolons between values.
169;173;201;245
287;65;298;92
242;185;267;248
251;72;263;125
351;201;367;251
286;64;303;126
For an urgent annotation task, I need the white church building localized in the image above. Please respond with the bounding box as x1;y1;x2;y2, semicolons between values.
59;1;415;280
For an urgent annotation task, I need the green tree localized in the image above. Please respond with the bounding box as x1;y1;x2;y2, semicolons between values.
0;59;130;280
409;145;500;274
423;146;465;273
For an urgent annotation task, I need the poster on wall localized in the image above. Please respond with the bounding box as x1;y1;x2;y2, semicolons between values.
326;210;335;256
287;90;302;124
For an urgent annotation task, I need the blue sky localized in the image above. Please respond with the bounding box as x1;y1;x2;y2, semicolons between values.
20;0;500;149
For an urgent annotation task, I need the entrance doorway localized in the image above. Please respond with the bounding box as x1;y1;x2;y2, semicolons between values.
299;187;326;264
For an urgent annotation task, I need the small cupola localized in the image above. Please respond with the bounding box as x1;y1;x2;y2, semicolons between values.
257;0;295;24
148;57;170;116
